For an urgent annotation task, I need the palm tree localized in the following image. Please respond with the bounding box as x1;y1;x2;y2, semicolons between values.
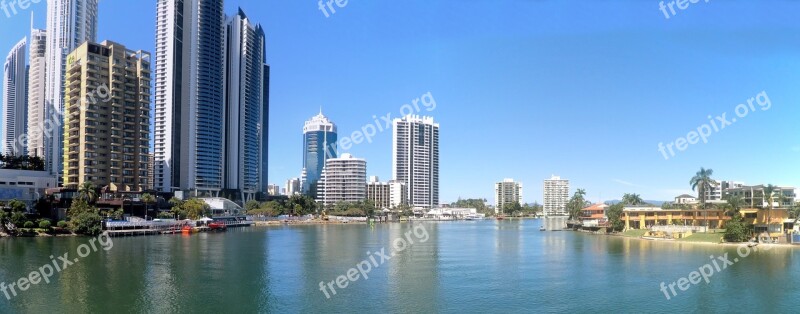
77;182;97;203
690;168;716;230
622;193;643;205
141;193;156;221
724;195;744;217
762;184;777;237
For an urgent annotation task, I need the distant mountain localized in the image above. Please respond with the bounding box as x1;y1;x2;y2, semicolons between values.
605;200;667;206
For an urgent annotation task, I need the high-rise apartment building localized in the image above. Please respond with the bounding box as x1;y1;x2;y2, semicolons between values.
44;0;99;179
154;0;226;196
495;178;523;213
318;153;366;207
392;115;439;209
62;41;151;191
27;25;47;157
302;111;337;198
367;176;407;210
2;38;28;156
543;175;569;216
260;64;270;195
224;9;266;201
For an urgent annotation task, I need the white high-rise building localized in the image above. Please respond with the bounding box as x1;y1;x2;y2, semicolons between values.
2;38;28;156
224;8;266;201
27;25;47;158
154;0;226;196
318;153;367;207
44;0;98;178
392;115;439;209
495;178;523;214
543;175;569;216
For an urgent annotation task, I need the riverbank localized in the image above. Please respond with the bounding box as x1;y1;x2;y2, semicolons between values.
610;230;798;249
254;219;368;226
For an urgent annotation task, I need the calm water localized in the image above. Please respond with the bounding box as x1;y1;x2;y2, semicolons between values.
1;219;798;313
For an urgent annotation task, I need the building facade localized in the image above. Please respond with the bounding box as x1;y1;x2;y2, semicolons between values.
44;0;99;179
62;41;151;191
318;153;367;207
27;26;47;157
285;178;301;196
495;178;523;213
267;184;281;196
2;38;28;156
543;175;569;216
154;0;226;196
392;115;439;209
726;185;796;209
367;176;407;210
302;111;337;198
0;169;58;209
224;9;266;201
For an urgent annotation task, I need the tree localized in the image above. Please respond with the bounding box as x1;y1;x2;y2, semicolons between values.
141;193;156;220
245;200;261;212
723;195;744;217
77;182;98;203
690;167;716;229
503;202;523;216
567;189;589;220
67;199;103;235
724;214;750;242
7;199;27;213
621;193;643;206
10;211;27;228
182;198;210;220
762;184;778;235
606;203;625;232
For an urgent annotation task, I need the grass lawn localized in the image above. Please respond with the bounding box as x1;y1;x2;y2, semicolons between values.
621;229;648;237
677;232;725;243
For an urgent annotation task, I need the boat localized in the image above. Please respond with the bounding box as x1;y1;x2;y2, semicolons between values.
748;242;759;248
496;215;505;220
539;226;546;231
181;225;195;234
208;222;227;231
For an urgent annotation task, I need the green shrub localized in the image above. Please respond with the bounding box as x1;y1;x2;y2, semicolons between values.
57;220;68;228
23;221;34;228
39;220;52;229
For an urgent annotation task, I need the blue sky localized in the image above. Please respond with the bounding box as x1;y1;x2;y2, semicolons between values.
1;0;799;204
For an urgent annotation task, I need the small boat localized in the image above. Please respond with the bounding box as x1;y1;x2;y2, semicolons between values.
181;225;195;234
539;226;546;231
748;242;759;248
208;222;227;231
496;215;505;220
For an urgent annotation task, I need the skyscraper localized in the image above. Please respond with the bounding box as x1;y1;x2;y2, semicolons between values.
495;178;523;213
154;0;226;196
543;175;569;216
224;8;266;201
44;0;98;178
2;38;28;156
302;111;337;198
27;24;47;157
261;64;270;196
62;40;151;191
392;115;439;209
318;153;367;208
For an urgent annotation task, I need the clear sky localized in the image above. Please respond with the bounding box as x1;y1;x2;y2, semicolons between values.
1;0;799;204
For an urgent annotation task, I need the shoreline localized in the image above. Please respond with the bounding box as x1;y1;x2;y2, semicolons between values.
606;232;798;249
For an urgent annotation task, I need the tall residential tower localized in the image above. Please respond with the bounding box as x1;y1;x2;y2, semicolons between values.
27;24;47;157
224;8;266;201
2;38;28;156
62;41;151;191
543;175;569;216
44;0;99;178
392;115;439;209
154;0;226;196
495;178;523;214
